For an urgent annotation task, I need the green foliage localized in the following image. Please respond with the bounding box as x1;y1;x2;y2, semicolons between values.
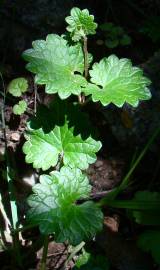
8;77;28;97
74;253;110;270
22;34;87;99
101;190;160;226
141;16;160;43
100;22;131;48
66;7;97;41
13;100;27;115
20;6;152;255
27;166;103;244
75;249;91;268
23;121;101;171
137;230;160;265
131;191;160;225
84;55;151;107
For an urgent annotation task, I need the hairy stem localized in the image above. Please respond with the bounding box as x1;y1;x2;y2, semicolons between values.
78;36;88;104
83;36;89;79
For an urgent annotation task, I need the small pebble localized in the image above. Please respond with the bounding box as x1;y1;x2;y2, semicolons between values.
10;132;20;141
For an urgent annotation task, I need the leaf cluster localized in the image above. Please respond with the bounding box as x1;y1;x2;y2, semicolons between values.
100;22;131;48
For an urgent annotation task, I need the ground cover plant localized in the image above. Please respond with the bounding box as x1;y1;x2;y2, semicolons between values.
1;5;160;270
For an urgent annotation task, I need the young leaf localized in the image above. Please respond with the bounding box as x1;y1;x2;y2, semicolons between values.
8;77;28;97
13;100;27;115
27;166;103;245
84;55;151;107
23;123;101;170
22;34;87;99
66;7;97;41
137;230;160;265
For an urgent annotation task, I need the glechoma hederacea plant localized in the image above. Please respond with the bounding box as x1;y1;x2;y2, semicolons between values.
22;7;151;247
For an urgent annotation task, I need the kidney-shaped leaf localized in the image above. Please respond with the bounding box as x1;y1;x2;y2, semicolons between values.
27;166;103;244
23;123;101;171
8;77;28;97
13;100;27;115
84;55;151;107
22;34;87;99
66;7;97;41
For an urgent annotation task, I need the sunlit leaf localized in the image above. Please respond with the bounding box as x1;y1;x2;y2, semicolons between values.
13;100;27;115
23;121;101;171
8;77;28;97
22;34;87;99
84;55;151;107
66;7;97;41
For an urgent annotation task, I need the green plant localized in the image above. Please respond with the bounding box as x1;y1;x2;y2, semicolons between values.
21;6;152;269
98;22;131;48
2;7;154;269
74;249;110;270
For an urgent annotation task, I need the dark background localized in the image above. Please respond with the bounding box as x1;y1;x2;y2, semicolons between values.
1;0;160;69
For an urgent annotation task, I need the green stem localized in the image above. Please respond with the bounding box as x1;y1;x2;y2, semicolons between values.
83;36;88;79
78;36;88;104
40;235;49;270
99;125;160;206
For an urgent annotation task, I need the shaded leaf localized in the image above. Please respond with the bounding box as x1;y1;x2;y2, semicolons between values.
131;191;160;225
137;230;160;264
105;39;119;48
27;166;103;244
120;35;131;46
